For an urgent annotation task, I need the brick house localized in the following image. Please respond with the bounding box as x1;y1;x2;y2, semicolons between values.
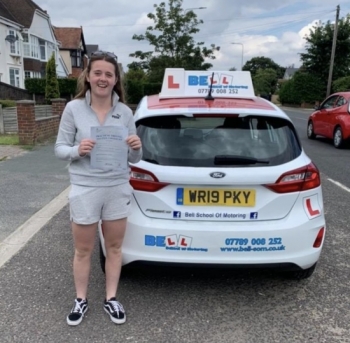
54;27;87;78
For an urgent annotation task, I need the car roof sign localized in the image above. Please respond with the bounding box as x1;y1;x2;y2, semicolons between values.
159;68;255;100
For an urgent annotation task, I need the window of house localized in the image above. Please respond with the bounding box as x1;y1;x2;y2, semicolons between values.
8;29;20;55
30;36;39;58
39;39;46;60
9;68;20;87
71;50;81;67
47;43;56;61
24;71;31;79
22;33;31;57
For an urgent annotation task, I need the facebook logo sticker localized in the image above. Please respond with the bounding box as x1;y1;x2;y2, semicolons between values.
250;212;258;220
173;211;181;218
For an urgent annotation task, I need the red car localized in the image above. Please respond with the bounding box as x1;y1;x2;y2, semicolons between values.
307;92;350;148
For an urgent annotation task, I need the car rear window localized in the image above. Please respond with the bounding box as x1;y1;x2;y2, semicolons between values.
136;115;302;167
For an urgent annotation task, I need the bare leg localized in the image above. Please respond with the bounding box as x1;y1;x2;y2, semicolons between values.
102;218;127;299
71;221;98;299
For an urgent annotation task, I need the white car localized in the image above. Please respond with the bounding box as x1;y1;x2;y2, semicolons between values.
99;68;326;279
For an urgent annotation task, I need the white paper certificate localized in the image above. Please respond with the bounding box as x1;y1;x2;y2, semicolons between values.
90;126;128;171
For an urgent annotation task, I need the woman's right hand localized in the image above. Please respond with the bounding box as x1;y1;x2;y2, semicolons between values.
78;139;96;156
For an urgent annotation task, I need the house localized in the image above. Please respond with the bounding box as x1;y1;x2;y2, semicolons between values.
283;67;299;80
0;1;24;87
0;0;68;89
54;27;87;78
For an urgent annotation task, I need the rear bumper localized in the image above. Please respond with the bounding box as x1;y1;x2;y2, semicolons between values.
99;199;326;270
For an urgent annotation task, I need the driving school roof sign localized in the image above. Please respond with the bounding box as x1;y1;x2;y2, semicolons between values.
159;68;255;99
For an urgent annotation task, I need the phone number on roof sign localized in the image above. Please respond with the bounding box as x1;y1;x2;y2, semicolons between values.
198;88;239;94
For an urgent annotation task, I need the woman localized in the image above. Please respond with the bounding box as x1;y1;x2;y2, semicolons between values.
55;51;142;326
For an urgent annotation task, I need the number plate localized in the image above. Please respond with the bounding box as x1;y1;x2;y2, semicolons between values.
176;188;256;207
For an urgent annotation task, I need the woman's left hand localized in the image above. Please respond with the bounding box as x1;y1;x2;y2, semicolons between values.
126;135;142;150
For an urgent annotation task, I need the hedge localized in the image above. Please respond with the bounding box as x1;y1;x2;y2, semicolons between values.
25;78;77;95
333;76;350;92
0;100;16;108
278;72;324;105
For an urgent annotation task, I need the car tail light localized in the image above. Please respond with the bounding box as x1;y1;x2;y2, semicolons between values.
264;163;320;193
130;166;169;192
313;227;325;248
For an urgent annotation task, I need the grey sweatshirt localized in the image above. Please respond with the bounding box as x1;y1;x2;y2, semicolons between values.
55;90;142;186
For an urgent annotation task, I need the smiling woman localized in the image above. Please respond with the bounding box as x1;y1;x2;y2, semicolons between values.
54;50;142;326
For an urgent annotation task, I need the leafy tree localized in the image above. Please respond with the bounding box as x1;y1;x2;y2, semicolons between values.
45;53;60;103
333;76;350;92
129;0;218;83
300;14;350;92
253;68;278;96
229;67;237;71
242;56;285;79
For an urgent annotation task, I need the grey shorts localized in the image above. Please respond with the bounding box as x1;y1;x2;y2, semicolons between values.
69;182;133;225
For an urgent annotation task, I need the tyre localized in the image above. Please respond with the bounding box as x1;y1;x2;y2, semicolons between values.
333;126;344;149
285;263;317;280
307;121;316;139
99;241;106;274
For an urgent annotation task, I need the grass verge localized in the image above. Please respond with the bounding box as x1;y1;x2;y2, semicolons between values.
0;134;19;145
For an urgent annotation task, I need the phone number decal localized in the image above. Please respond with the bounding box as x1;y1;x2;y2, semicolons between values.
220;237;286;253
198;88;238;94
225;237;283;246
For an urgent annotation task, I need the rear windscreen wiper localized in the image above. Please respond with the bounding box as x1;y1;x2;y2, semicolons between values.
214;155;270;165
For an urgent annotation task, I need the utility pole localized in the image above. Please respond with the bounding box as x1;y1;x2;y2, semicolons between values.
326;5;340;97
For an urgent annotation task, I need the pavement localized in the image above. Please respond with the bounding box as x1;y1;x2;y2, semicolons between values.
0;142;70;267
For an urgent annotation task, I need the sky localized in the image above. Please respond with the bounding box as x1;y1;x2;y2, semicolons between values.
34;0;349;72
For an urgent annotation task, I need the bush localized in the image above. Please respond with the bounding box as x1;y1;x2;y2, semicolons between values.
0;100;16;107
333;76;350;92
278;72;324;105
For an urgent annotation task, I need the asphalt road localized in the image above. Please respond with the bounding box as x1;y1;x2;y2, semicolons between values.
0;143;70;242
1;108;350;343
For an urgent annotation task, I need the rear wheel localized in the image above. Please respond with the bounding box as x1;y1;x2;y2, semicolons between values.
333;126;344;149
307;121;316;139
285;263;317;280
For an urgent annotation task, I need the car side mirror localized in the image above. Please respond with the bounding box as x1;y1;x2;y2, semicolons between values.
314;105;320;110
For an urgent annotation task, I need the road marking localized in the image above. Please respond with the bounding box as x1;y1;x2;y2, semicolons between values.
328;178;350;193
0;186;70;269
295;117;307;121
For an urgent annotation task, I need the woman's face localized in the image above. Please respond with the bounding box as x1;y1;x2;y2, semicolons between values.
87;59;117;100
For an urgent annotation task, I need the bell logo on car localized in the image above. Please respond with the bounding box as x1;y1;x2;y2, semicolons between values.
210;172;226;178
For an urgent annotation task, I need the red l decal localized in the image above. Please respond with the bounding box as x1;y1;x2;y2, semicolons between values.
167;238;176;246
222;77;229;85
168;76;180;89
180;238;188;247
306;199;320;216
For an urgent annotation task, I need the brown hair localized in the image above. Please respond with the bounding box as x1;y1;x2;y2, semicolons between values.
75;53;125;103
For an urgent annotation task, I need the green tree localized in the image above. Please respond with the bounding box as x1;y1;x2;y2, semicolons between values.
129;0;218;83
253;68;278;96
229;67;237;71
45;53;60;103
242;56;285;79
300;14;350;93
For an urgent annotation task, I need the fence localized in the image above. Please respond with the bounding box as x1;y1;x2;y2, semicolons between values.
0;105;53;134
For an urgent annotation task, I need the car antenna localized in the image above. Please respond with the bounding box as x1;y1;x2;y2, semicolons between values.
205;72;215;101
